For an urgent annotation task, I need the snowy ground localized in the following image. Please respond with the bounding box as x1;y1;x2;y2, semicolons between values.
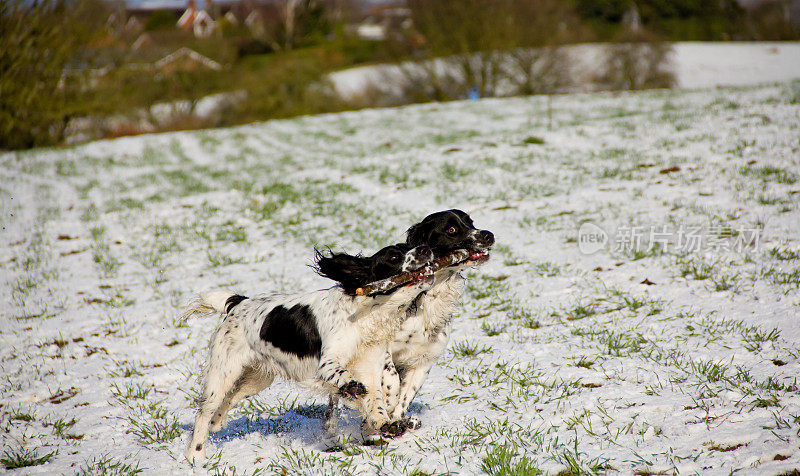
330;42;800;100
2;80;800;475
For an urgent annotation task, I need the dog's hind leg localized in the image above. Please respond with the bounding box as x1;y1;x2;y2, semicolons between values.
186;317;254;462
209;365;274;433
186;365;235;462
388;364;431;430
378;351;406;438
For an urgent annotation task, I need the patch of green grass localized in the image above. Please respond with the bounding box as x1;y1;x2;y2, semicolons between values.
451;341;493;358
677;257;714;280
519;315;541;330
124;400;181;445
741;165;798;184
1;447;55;470
760;266;800;287
89;227;121;278
481;322;507;337
266;447;356;476
482;443;541;475
767;247;800;261
533;261;560;276
742;326;781;352
750;396;779;410
709;272;739;292
757;194;782;206
598;166;634;180
503;255;527;267
563;301;600;321
466;274;511;302
207;251;244;268
76;454;143;475
215;223;247;243
109;361;144;378
9;411;36;422
111;382;153;403
550;437;611;475
625;244;663;261
575;357;594;369
440;161;472;180
521;136;545;145
47;416;78;438
107;197;145;212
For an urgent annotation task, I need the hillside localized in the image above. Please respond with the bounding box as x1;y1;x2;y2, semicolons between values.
2;81;800;475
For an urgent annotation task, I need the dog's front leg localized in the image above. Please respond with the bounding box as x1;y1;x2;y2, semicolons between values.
350;344;393;445
317;332;367;399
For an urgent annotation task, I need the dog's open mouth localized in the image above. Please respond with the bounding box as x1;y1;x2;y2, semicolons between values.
467;250;490;263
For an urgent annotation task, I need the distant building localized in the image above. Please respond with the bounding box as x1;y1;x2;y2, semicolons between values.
177;0;218;38
126;15;145;33
132;32;156;50
154;47;223;72
351;5;412;41
193;10;218;37
176;0;198;30
224;10;239;25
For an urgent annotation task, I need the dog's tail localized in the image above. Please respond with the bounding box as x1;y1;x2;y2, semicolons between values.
182;289;248;320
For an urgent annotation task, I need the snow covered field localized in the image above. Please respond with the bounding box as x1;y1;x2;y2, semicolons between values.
2;80;800;475
330;42;800;99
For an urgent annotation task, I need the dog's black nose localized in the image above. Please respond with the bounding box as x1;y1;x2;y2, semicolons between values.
477;230;494;247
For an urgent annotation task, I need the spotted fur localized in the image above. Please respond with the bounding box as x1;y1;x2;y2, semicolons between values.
185;245;434;461
384;210;494;425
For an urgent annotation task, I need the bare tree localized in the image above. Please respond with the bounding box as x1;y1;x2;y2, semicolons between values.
258;0;329;52
597;28;675;91
366;0;586;104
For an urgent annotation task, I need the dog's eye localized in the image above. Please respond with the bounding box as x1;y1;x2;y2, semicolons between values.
447;226;457;234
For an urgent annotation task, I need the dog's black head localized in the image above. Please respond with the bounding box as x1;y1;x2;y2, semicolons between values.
406;209;494;260
316;244;434;295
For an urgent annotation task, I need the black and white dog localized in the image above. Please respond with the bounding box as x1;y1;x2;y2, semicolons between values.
319;210;494;435
184;244;434;461
383;209;494;429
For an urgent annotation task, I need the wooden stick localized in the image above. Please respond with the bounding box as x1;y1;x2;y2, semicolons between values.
355;249;476;296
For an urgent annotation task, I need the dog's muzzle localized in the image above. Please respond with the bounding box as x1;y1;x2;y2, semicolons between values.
474;230;494;250
405;245;434;271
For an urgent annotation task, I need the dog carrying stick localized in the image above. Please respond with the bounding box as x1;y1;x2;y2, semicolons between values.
356;249;472;296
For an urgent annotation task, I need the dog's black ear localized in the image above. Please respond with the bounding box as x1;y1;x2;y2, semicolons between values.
310;247;331;275
315;252;373;295
406;222;429;247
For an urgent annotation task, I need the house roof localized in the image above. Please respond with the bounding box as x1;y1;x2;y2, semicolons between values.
154;47;223;71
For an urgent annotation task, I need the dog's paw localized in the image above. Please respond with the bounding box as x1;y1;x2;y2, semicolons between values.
362;433;388;446
402;416;422;431
380;421;407;438
338;380;367;399
185;442;207;463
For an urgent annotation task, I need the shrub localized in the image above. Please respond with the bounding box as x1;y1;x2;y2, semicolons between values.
0;0;110;150
596;28;676;91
